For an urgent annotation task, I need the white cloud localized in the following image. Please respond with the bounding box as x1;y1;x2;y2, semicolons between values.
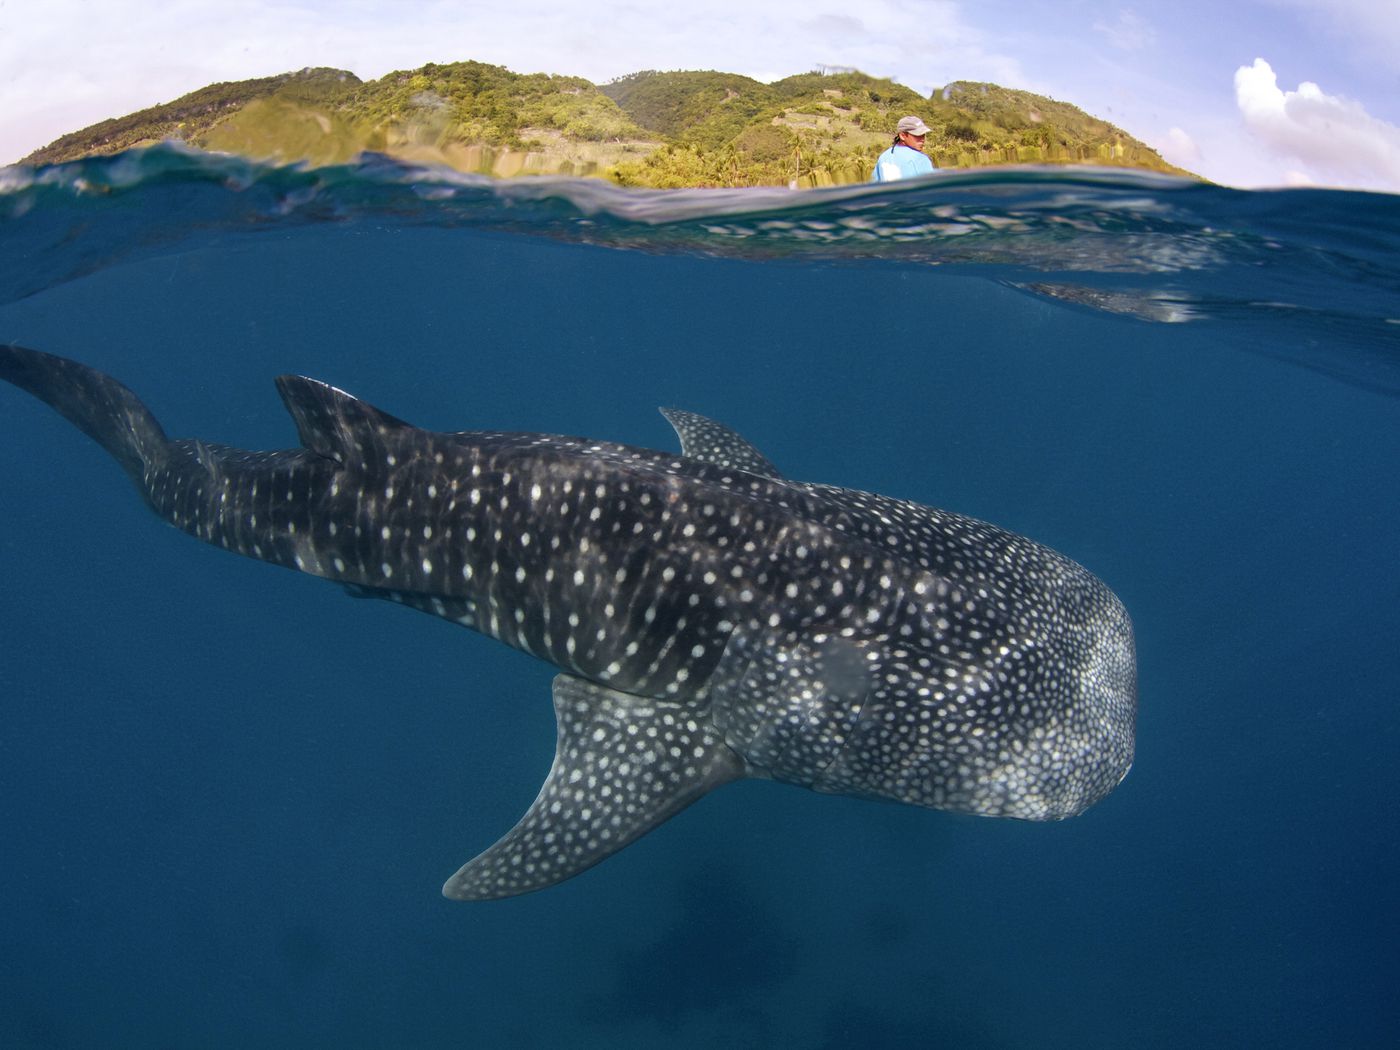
1235;57;1400;190
1092;10;1155;51
1157;126;1203;167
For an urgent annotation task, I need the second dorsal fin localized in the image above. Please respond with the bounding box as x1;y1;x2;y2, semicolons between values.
274;375;415;465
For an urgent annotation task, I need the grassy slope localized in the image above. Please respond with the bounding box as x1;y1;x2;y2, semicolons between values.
22;68;362;166
22;62;1195;185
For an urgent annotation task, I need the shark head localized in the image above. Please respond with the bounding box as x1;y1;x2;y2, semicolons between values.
935;580;1138;821
705;533;1137;823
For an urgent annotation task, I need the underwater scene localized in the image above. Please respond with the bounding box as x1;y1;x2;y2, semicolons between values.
1;148;1397;1048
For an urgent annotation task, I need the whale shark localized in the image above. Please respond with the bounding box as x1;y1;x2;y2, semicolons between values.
0;344;1136;900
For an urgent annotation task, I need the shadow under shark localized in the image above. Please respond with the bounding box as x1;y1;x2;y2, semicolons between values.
0;344;1136;900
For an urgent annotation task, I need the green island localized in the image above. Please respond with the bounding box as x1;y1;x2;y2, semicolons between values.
22;61;1195;186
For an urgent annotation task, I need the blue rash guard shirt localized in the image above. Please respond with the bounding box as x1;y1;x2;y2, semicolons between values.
872;143;936;182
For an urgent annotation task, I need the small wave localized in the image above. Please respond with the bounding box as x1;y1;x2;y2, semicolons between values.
3;145;1399;343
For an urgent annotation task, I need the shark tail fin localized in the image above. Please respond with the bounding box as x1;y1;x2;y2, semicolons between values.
0;345;169;484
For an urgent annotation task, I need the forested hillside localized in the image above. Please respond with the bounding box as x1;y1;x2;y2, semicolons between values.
23;61;1194;186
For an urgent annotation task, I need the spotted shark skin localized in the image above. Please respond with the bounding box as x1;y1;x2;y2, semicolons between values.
0;345;1137;900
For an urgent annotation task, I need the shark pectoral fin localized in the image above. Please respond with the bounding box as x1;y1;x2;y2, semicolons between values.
659;407;784;479
443;674;746;901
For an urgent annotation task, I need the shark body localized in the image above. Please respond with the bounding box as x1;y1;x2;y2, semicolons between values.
0;344;1136;899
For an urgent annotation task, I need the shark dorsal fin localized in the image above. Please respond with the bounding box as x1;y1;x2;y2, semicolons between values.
442;674;746;900
659;408;783;479
274;375;414;465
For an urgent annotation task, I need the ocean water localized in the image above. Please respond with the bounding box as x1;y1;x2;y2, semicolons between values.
0;148;1396;1049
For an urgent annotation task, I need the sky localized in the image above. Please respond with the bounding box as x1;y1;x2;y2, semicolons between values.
1;0;1397;190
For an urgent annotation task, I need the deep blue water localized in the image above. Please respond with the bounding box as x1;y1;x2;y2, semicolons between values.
1;150;1397;1048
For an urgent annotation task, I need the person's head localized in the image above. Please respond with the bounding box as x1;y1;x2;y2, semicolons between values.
894;115;931;150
